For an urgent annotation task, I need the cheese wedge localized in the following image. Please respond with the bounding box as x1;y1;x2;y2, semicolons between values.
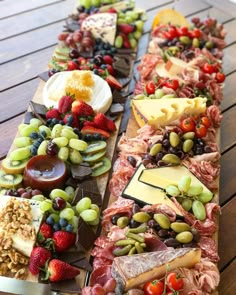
81;13;117;45
131;97;207;128
0;196;44;257
111;248;201;293
122;164;183;216
139;165;212;195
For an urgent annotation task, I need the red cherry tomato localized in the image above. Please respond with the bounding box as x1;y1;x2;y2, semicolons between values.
188;28;201;38
200;116;211;127
166;292;175;295
215;72;225;83
180;117;196;132
202;63;215;74
176;26;189;37
145;81;156;95
195;124;208;138
143;280;164;295
166;272;184;291
163;79;179;90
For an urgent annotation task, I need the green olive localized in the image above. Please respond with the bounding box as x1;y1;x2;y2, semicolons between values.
176;231;193;244
171;222;191;233
154;213;170;229
132;212;151;223
192;38;200;48
183;132;195;140
117;216;129;229
149;143;162;156
169;132;180;148
162;154;181;165
179;36;191;45
183;139;194;153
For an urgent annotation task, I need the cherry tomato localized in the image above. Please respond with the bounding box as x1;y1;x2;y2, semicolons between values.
166;272;184;291
163;31;175;40
201;63;215;74
180;117;196;132
188;28;201;39
143;280;164;295
216;72;225;83
200;116;211;127
195;124;208;138
156;77;166;87
145;81;156;95
163;79;179;90
176;26;189;37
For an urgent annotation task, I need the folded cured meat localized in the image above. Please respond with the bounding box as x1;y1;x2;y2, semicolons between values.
111;248;201;293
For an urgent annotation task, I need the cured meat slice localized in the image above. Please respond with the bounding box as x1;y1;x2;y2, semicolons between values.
199;237;219;263
111;248;201;293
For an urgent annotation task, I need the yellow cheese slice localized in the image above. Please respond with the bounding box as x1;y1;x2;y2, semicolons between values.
152;9;190;29
122;164;183;215
139;165;212;195
131;97;207;128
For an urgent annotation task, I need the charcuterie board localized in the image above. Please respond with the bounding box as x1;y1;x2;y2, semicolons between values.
0;1;225;294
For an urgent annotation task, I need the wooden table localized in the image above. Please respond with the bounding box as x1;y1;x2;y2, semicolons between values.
0;0;235;294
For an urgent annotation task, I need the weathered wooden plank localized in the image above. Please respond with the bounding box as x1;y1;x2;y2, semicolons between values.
222;71;236;112
0;21;65;64
218;198;236;270
136;33;150;61
224;19;236;46
0;0;74;40
206;0;236;18
0;47;54;91
221;106;236;152
135;0;174;11
220;147;236;205
219;259;236;295
0;0;63;19
223;44;236;75
0;115;24;160
0;79;39;122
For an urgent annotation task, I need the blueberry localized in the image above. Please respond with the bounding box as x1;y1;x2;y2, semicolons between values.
65;224;73;232
31;145;38;156
30;132;38;139
73;128;80;135
100;64;107;69
33;140;41;148
59;218;68;227
53;223;61;232
51;118;59;125
93;133;101;140
93;69;99;75
40;130;47;138
46;216;55;225
84;134;92;141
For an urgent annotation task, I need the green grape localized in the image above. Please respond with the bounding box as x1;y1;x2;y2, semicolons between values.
69;139;88;151
187;185;203;196
90;204;100;214
76;197;92;213
91;0;101;7
9;146;31;161
125;16;133;24
51;124;63;138
66;202;72;208
69;216;79;232
81;0;91;9
155;89;164;99
58;147;69;162
40;199;52;212
65;186;75;203
115;36;123;48
80;209;98;223
39;125;51;137
61;128;78;140
31;195;45;201
198;191;213;203
192;200;206;220
178;176;191;193
13;137;32;148
181;198;192;211
49;213;60;223
18;123;28;133
69;149;83;164
50;189;69;201
87;216;100;226
20;124;38;137
0;188;7;196
60;208;75;220
130;38;137;49
30;118;43;127
52;137;69;147
165;185;180;197
37;140;48;155
135;20;144;31
133;30;142;40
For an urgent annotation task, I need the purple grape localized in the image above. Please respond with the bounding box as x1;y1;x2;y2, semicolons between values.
162;139;170;148
46;141;59;156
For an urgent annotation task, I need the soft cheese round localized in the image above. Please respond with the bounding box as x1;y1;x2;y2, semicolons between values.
42;71;112;114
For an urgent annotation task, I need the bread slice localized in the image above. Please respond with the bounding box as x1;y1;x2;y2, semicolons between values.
111;248;201;293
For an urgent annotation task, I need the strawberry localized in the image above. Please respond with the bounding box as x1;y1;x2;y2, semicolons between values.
38;222;53;243
117;24;135;34
58;95;74;113
103;55;113;65
46;108;62;120
106;75;122;90
46;259;80;282
81;126;110;139
63;113;79;128
77;57;87;65
107;7;117;13
106;64;115;75
67;60;79;71
29;246;52;275
71;100;94;117
52;231;76;252
83;120;97;128
93;113;116;132
79;65;91;71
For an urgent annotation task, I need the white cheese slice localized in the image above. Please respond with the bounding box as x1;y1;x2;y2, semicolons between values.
0;196;44;257
81;13;117;45
122;164;183;215
42;71;112;114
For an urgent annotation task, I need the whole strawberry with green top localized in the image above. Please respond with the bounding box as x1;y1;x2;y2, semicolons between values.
52;230;76;252
29;246;52;275
46;259;80;282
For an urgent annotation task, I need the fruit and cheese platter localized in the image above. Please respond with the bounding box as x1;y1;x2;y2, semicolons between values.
0;0;225;294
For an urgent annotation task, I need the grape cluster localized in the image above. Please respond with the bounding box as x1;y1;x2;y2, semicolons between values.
94;39;117;56
165;175;214;220
5;187;43;199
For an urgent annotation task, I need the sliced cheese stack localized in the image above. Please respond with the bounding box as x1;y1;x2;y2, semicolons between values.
112;248;201;293
131;96;207;128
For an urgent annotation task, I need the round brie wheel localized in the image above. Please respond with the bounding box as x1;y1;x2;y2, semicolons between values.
42;71;112;114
